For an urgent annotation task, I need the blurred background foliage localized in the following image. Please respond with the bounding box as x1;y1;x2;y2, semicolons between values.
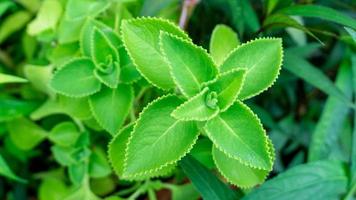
0;0;355;199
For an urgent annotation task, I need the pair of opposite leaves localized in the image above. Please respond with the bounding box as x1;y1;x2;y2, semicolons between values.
109;17;283;188
49;20;135;136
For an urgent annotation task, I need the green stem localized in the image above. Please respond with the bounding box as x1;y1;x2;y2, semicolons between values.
344;182;356;200
116;182;141;196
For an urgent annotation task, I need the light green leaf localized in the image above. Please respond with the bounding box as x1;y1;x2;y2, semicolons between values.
171;88;219;121
0;1;14;18
50;58;101;97
51;145;76;166
170;183;200;200
279;5;356;29
7;117;47;150
89;84;133;135
24;64;54;96
243;160;348;200
49;43;80;67
88;147;111;178
212;146;269;188
57;17;85;44
160;32;217;97
121;17;189;89
123;95;199;178
109;124;176;180
0;73;28;84
220;38;283;100
65;0;110;20
64;183;100;200
93;66;120;89
39;178;69;200
0;11;31;44
180;155;237;200
206;69;246;111
209;24;240;66
345;27;356;42
27;0;62;35
49;122;80;147
0;153;26;183
204;101;272;170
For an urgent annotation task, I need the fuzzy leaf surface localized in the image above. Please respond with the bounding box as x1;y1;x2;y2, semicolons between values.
121;17;189;89
160;32;217;97
220;38;283;100
205;101;271;170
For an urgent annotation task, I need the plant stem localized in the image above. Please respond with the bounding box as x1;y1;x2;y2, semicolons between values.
179;0;200;29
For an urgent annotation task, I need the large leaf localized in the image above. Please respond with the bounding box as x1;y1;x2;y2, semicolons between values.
50;58;101;97
243;161;348;200
180;155;237;200
209;24;240;66
204;101;272;170
89;84;133;135
308;61;353;161
123;95;199;178
0;153;26;183
121;17;189;89
220;38;283;100
171;88;219;121
160;32;218;97
279;5;356;29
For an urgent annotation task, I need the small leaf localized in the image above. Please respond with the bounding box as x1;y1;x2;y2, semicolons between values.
124;95;199;178
93;64;120;89
49;122;80;147
0;98;38;122
0;11;31;44
88;147;111;178
160;32;218;97
209;24;240;66
220;38;283;100
180;155;238;200
171;88;220;121
7;117;47;150
91;28;119;68
89;84;133;135
212;146;269;188
65;0;110;20
39;178;69;200
121;17;189;89
0;73;28;84
243;160;348;200
206;69;246;111
0;153;26;183
50;58;101;97
204;101;271;170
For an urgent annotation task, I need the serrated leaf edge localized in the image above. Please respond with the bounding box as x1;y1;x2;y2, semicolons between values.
220;37;283;100
122;94;200;180
93;64;120;89
204;100;273;171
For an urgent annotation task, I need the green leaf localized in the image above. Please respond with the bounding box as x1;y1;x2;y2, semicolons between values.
7;117;47;150
160;32;217;97
88;147;111;178
243;160;348;200
0;98;38;122
206;69;246;111
279;5;356;29
351;55;356;185
0;11;31;44
0;73;28;84
345;27;356;42
39;178;69;200
220;38;283;100
171;88;220;121
123;95;199;178
284;52;353;106
170;183;200;200
51;145;76;166
189;138;214;169
212;146;269;188
204;101;272;170
57;17;85;44
209;24;240;66
24;65;54;96
64;183;100;200
27;0;62;36
180;155;237;200
91;28;119;66
0;1;14;17
0;153;26;183
49;122;80;147
121;17;189;89
308;61;353;161
50;58;101;97
65;0;110;20
89;84;133;135
109;124;176;180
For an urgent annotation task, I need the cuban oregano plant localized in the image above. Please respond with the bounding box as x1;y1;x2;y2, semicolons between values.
107;17;283;188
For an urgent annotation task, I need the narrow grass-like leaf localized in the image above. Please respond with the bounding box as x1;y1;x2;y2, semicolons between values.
50;58;101;97
204;101;271;170
171;88;219;121
180;155;237;200
160;32;218;97
0;73;28;84
351;55;356;184
220;38;283;100
243;161;348;200
279;5;356;29
209;24;240;66
89;84;133;135
121;17;189;89
123;95;199;178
